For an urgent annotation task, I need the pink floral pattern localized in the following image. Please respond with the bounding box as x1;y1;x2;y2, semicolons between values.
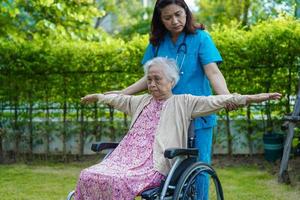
75;99;166;200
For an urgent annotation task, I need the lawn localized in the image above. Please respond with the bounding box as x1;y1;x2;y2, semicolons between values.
0;158;299;200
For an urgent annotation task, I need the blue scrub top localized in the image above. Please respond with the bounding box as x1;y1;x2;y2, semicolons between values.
142;29;223;129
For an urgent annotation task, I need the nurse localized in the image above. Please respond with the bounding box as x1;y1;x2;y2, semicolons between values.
111;0;236;199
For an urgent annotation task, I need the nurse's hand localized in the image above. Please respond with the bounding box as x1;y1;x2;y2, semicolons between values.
224;102;240;111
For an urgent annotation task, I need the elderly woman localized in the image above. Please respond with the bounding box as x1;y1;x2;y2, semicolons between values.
75;57;281;200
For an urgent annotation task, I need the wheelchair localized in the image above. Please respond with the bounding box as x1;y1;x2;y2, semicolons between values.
67;136;224;200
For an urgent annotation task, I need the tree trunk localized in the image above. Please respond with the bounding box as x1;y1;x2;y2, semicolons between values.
242;0;250;26
109;106;116;141
79;104;84;157
62;100;67;162
45;97;50;161
265;103;273;133
265;70;273;133
13;97;19;161
286;67;292;114
94;14;109;28
212;124;221;155
62;76;68;162
123;113;128;129
97;116;103;141
93;103;100;139
0;129;3;163
246;105;253;156
225;110;232;156
0;102;4;163
28;96;33;161
295;0;300;18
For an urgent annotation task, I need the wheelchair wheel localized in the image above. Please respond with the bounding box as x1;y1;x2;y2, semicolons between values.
173;162;224;200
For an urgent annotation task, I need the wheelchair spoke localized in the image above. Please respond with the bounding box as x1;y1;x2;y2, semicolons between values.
178;171;198;200
173;162;224;200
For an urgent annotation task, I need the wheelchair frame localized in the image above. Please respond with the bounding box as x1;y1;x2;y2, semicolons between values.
67;142;224;200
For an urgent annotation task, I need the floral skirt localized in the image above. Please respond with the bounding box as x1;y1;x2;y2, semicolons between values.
75;99;166;200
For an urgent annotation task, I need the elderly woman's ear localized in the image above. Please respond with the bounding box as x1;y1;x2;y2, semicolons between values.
171;80;176;87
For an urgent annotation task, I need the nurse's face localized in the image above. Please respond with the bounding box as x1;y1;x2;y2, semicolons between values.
147;65;173;100
160;4;187;37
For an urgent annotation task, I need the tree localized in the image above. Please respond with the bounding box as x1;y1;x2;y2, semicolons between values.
195;0;296;28
0;0;106;41
296;0;300;18
96;0;154;39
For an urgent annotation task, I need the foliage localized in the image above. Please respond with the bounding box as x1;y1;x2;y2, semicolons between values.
0;0;155;42
212;16;300;95
195;0;296;28
97;0;154;39
0;35;147;97
0;0;298;42
212;16;300;134
0;0;107;41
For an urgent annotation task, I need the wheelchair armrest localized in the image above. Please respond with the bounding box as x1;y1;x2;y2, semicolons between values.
91;142;119;152
140;187;160;199
164;148;198;159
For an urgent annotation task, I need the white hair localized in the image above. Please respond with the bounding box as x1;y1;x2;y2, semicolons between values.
143;57;179;87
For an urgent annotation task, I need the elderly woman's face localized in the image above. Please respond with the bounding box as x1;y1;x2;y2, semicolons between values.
147;65;173;99
160;4;186;36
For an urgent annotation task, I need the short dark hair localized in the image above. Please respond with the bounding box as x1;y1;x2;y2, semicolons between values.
150;0;205;46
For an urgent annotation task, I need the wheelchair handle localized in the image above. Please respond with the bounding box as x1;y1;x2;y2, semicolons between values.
91;142;119;152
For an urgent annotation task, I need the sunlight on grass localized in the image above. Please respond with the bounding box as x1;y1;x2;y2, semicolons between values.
0;164;82;200
0;163;299;200
217;166;299;200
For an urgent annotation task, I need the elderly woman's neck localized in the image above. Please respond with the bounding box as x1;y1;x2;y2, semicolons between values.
153;92;173;101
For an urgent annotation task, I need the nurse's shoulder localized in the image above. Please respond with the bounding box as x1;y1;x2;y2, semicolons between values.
193;29;214;43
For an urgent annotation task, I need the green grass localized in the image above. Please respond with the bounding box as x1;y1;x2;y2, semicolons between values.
218;167;299;200
0;164;80;200
0;162;299;200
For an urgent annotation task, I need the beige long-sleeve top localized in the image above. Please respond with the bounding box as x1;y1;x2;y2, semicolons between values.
97;93;247;175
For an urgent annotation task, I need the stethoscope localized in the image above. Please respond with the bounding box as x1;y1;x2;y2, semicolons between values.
154;33;188;75
175;33;188;75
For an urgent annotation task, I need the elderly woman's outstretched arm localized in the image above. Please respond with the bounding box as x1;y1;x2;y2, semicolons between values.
189;93;281;118
81;93;145;116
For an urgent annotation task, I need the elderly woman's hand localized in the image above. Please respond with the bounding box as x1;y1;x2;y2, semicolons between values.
246;93;282;104
81;94;100;104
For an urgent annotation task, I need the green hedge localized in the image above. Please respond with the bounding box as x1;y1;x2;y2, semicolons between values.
1;17;299;105
212;17;300;95
0;35;148;104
